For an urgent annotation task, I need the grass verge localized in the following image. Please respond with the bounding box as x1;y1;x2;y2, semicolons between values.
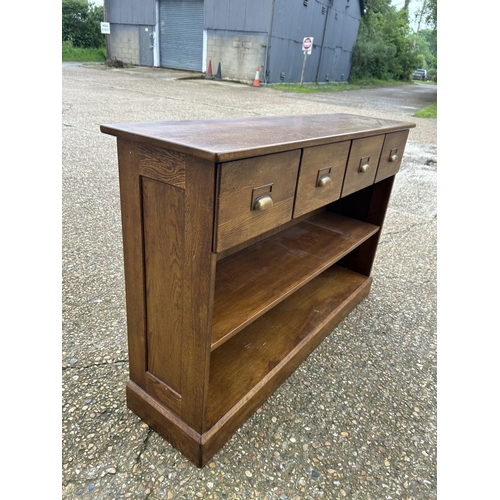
270;78;408;93
62;42;106;62
413;103;437;118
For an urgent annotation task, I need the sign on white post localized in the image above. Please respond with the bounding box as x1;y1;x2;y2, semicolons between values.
300;37;313;85
302;37;313;55
101;22;111;35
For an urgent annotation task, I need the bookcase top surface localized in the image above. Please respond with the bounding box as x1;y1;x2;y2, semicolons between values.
101;113;416;162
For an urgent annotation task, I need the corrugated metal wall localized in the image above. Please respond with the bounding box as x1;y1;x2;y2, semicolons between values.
205;0;362;82
107;0;362;83
204;0;271;32
267;0;361;83
108;0;156;25
317;0;363;81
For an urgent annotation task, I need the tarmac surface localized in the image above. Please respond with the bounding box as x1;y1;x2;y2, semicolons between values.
62;63;437;499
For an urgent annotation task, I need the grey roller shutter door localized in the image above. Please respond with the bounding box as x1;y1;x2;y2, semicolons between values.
159;0;204;71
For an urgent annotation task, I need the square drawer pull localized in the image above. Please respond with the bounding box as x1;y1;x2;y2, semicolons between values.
316;166;332;188
389;148;399;162
252;183;274;211
358;156;371;173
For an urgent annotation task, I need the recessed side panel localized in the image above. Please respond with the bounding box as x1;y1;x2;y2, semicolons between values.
142;177;185;406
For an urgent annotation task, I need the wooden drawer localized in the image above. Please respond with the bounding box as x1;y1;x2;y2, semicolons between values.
215;150;301;252
341;135;385;197
293;141;350;218
375;130;409;182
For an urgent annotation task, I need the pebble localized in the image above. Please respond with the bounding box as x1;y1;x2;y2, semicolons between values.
62;64;437;500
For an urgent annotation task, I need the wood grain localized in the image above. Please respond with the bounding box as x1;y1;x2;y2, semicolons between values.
138;143;186;187
116;139;147;388
375;130;409;182
143;178;185;396
145;372;182;415
101;114;415;163
180;156;217;433
103;114;414;467
294;141;350;218
215;150;301;252
341;135;385;197
207;265;371;429
212;212;379;349
335;176;395;276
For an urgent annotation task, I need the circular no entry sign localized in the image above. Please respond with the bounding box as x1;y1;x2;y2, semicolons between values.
303;37;313;51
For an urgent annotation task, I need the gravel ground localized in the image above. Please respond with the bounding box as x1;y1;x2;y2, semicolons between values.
61;63;437;499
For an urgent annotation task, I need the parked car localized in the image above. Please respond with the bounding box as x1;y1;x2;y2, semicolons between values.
413;69;427;80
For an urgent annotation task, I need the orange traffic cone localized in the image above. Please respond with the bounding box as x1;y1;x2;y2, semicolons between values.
205;59;214;79
253;67;261;87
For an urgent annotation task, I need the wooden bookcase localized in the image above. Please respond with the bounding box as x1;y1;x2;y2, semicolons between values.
101;113;415;467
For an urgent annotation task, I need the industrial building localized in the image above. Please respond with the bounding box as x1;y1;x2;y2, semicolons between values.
105;0;364;84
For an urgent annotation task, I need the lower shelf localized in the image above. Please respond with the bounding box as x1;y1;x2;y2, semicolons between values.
206;264;371;429
126;263;372;467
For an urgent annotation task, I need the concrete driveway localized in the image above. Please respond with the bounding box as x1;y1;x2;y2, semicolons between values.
62;63;436;499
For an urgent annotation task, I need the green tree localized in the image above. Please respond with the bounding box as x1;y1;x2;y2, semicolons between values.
350;0;420;81
414;29;436;65
62;0;104;49
422;0;437;78
424;0;437;31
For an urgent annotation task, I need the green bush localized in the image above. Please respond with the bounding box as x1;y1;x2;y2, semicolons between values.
62;0;104;49
427;68;437;82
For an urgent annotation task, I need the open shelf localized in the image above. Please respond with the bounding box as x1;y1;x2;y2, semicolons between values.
105;113;414;466
211;212;379;350
206;264;371;429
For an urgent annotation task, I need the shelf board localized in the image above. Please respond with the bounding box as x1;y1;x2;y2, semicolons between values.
211;212;379;350
206;264;370;429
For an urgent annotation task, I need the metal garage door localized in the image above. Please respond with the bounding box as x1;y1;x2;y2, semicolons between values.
159;0;204;71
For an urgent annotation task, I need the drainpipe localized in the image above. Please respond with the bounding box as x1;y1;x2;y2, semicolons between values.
264;0;276;85
154;0;160;66
316;0;333;83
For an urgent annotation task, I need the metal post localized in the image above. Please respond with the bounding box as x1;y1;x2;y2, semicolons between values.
300;52;308;86
264;0;276;85
316;0;332;83
103;0;111;63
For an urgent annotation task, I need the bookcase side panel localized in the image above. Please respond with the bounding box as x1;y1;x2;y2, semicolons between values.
116;139;148;388
141;154;217;433
181;156;218;433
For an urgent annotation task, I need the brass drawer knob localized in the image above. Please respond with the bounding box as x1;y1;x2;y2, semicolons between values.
253;194;274;211
389;153;398;162
317;175;332;188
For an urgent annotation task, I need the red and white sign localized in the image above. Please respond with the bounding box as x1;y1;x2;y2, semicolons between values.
302;37;313;54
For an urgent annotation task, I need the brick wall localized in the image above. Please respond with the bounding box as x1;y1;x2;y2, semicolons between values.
206;30;267;84
109;24;140;66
